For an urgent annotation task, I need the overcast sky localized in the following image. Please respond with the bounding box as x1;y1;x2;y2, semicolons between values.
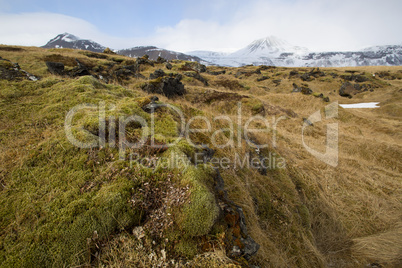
0;0;401;53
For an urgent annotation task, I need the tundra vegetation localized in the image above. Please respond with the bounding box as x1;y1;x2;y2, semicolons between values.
0;45;401;267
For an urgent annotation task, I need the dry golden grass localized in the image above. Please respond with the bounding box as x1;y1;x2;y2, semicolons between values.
0;45;401;267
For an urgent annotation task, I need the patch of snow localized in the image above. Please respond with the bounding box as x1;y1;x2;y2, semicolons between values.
61;33;79;42
339;102;380;109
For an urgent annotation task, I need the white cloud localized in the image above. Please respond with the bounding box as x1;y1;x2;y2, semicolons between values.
0;0;401;53
153;0;402;52
0;13;99;46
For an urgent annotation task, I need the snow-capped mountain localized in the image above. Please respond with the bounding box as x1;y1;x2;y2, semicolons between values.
186;51;230;65
42;33;202;62
42;33;106;52
188;36;402;67
116;46;202;62
231;36;308;56
42;33;402;67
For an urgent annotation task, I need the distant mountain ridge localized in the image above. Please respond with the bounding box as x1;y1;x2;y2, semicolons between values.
117;46;202;62
42;33;402;67
42;33;202;62
188;36;402;67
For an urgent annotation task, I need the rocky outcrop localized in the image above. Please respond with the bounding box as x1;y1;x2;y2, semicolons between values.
180;61;207;73
141;96;160;113
207;70;226;76
213;169;260;261
165;62;173;70
256;75;270;82
301;68;325;81
45;61;65;75
184;71;209;86
341;74;368;83
301;86;313;95
149;69;165;79
339;82;359;98
0;57;39;81
70;59;91;77
141;75;186;98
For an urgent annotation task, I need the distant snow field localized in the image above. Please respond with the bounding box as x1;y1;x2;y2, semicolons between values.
339;102;380;108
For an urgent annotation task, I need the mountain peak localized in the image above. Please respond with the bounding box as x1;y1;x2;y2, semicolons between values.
230;35;308;59
47;33;80;44
42;33;105;52
249;36;290;52
60;33;80;42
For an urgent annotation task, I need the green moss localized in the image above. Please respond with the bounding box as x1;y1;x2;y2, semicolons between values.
174;238;198;259
178;165;219;237
76;75;107;89
0;59;14;68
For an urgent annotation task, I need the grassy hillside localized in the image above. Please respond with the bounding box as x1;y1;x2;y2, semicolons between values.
0;45;401;267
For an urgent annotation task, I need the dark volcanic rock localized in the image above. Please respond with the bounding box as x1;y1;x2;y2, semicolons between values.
165;62;172;70
142;96;161;113
70;59;91;77
141;76;186;98
289;70;300;78
309;68;325;78
149;69;165;79
213;169;260;261
181;61;207;73
46;61;65;75
273;79;282;86
301;86;313;95
156;56;167;64
257;75;270;82
136;56;154;66
339;82;358;98
207;70;226;76
184;71;209;86
292;83;301;93
301;72;313;81
0;58;39;81
341;74;368;83
0;59;24;80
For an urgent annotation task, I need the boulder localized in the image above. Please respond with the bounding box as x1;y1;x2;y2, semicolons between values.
181;62;206;73
149;69;165;79
45;61;65;75
70;59;91;77
165;62;173;70
103;47;116;54
156;56;167;64
0;58;39;81
142;96;161;114
339;82;358;98
183;71;208;86
0;59;24;80
309;68;325;78
289;70;300;78
301;72;312;81
301;86;313;95
136;56;154;66
292;83;301;93
341;74;368;83
141;75;186;98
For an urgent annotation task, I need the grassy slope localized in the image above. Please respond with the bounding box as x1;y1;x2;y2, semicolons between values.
0;45;401;267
